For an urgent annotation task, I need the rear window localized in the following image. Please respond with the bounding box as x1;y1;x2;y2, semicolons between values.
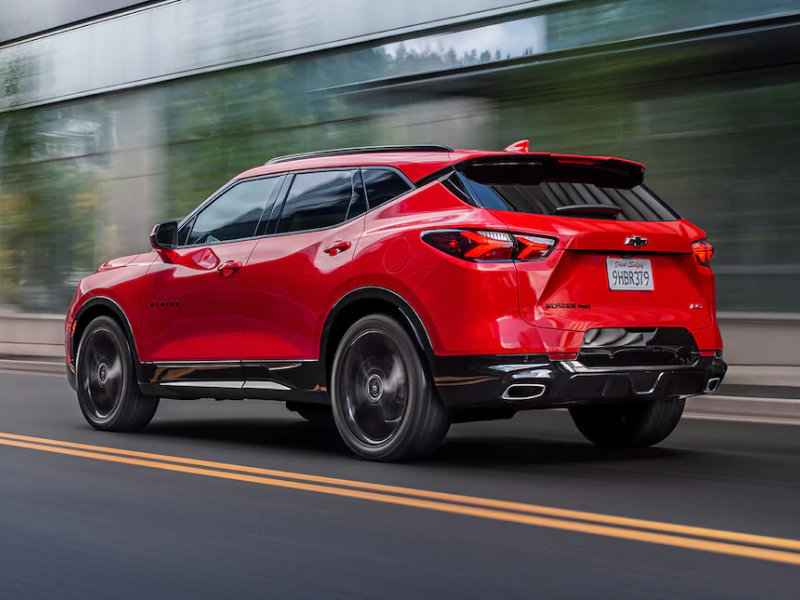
456;171;678;222
362;168;412;209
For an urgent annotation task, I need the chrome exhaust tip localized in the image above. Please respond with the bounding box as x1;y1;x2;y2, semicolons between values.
502;383;546;401
705;377;721;393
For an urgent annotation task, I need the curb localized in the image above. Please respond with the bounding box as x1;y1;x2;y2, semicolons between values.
0;359;65;376
684;394;800;425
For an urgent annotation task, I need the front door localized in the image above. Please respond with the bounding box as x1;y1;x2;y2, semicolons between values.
140;175;284;363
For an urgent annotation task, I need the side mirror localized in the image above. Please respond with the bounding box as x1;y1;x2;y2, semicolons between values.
150;220;178;250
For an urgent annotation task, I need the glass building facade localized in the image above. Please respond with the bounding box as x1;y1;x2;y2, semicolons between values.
1;0;799;313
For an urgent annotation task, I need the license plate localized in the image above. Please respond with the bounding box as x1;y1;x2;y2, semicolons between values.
606;258;653;291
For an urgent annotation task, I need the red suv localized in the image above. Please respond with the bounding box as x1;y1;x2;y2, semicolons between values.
65;142;726;461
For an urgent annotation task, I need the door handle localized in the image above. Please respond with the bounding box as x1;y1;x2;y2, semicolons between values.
217;260;242;277
323;241;352;256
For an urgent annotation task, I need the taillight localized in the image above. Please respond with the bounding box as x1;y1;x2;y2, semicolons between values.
422;230;556;262
423;230;514;261
515;235;556;261
692;239;713;266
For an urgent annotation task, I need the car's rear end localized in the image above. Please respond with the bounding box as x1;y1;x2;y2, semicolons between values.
409;149;726;436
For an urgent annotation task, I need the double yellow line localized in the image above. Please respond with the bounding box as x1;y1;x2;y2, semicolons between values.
1;430;799;566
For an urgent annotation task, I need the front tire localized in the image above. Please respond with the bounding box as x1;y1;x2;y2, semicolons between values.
330;314;449;461
75;316;159;431
569;397;685;448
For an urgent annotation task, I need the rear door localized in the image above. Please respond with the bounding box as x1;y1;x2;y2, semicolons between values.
140;175;283;362
456;165;714;333
242;168;367;361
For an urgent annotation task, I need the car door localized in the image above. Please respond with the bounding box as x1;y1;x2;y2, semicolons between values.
140;175;284;364
242;168;366;362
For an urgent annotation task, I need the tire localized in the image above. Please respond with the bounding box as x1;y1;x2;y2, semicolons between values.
75;316;159;431
569;397;685;448
330;314;449;461
289;403;333;424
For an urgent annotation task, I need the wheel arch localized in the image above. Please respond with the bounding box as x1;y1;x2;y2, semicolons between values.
320;287;435;384
72;296;143;380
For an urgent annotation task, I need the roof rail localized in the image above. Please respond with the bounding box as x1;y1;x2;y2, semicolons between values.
265;144;454;165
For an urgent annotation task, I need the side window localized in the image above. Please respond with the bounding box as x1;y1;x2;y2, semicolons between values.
362;168;412;209
277;170;360;233
186;177;281;245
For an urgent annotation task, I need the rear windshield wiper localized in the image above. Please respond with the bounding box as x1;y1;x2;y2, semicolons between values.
554;205;621;218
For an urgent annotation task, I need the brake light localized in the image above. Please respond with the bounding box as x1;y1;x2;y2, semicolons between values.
557;157;596;166
515;235;556;261
423;230;514;261
692;239;713;266
422;230;556;262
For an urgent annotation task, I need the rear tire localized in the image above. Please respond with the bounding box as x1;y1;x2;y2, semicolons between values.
330;314;449;461
75;316;159;432
569;397;685;448
289;403;333;424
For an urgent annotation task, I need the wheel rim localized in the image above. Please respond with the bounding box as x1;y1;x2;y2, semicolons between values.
78;328;125;420
337;330;410;445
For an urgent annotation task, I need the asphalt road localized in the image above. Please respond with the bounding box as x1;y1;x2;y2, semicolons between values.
1;371;799;599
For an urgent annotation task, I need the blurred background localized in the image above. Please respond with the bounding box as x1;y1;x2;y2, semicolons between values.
0;0;798;366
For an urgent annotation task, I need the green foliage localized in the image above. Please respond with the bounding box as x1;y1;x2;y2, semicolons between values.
0;60;101;310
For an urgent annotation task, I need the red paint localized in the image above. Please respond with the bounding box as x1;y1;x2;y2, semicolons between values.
241;216;366;360
140;239;258;361
65;148;723;368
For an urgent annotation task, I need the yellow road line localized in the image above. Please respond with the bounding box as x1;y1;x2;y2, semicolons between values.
0;434;799;566
0;431;798;554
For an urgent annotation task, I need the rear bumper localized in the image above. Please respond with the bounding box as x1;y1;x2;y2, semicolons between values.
432;353;727;410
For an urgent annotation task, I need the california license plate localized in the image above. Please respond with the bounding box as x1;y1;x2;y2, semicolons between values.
606;258;654;291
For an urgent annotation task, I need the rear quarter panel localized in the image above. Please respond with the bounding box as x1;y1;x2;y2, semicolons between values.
352;183;545;355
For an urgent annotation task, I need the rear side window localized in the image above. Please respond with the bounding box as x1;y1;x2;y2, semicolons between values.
457;173;678;222
362;168;412;209
186;176;281;245
277;170;364;233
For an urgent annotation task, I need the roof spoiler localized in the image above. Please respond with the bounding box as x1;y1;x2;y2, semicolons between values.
458;154;645;189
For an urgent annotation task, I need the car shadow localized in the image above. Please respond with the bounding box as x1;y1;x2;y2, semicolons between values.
427;433;688;470
143;418;350;456
141;415;698;470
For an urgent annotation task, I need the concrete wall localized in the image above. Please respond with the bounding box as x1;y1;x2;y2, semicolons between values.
0;313;63;358
716;313;800;367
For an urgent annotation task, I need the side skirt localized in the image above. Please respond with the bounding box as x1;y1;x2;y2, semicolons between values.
138;360;328;404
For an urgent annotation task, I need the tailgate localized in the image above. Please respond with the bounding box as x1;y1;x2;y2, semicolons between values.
520;248;713;331
453;155;714;343
491;211;714;333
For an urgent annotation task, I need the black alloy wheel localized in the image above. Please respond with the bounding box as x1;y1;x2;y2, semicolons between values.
330;314;449;461
75;316;159;431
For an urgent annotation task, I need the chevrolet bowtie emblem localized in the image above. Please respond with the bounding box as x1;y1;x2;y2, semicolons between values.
625;236;648;248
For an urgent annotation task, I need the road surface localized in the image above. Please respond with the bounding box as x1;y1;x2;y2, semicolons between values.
1;371;799;598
